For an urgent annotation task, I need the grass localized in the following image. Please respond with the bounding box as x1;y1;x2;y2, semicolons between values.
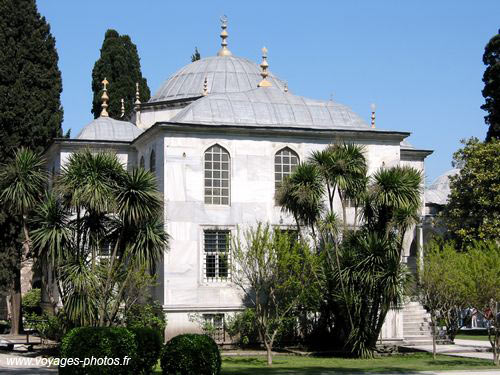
154;353;496;374
220;353;495;374
455;334;490;341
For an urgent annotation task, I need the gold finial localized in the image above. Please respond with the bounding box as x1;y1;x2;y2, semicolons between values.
370;103;376;128
100;78;109;117
203;77;208;96
284;82;288;93
120;98;125;118
258;47;272;87
134;82;141;111
217;15;232;57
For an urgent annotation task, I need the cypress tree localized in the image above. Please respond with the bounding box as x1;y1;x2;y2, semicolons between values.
91;30;150;120
482;30;500;141
0;0;63;335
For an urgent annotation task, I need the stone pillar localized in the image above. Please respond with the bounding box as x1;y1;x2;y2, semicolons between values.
416;220;424;282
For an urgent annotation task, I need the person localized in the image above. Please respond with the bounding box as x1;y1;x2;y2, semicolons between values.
471;308;478;328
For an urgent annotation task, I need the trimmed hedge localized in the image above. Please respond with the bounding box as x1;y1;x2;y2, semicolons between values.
129;327;163;374
161;334;221;375
60;327;137;375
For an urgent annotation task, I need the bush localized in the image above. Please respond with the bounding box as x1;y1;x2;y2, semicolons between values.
125;300;166;335
35;313;67;342
60;327;137;375
226;309;260;347
129;327;162;375
22;288;41;316
161;334;221;375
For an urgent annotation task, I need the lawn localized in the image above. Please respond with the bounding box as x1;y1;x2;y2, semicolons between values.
218;353;495;374
455;334;490;341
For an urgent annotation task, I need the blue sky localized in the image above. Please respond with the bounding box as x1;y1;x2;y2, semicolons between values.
37;0;499;184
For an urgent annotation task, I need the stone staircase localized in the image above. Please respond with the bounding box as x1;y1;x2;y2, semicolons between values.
403;301;433;345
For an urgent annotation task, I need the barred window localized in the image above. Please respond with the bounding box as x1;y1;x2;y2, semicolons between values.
139;156;145;169
204;230;230;282
275;147;299;189
149;150;156;173
203;313;225;343
204;145;230;205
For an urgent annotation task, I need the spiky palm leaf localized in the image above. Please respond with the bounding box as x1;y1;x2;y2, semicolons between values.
57;149;125;213
0;147;46;216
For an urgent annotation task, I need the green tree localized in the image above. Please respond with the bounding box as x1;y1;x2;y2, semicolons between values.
443;137;500;248
482;30;500;141
231;224;321;365
419;240;468;359
0;148;47;335
91;29;150;120
0;0;63;334
463;241;500;365
31;150;168;327
191;47;201;62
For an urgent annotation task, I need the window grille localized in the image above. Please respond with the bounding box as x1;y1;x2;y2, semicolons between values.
203;230;230;282
204;145;230;205
203;313;225;343
274;147;299;190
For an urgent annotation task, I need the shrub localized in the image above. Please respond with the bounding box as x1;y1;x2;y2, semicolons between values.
161;334;221;375
129;327;162;375
35;313;67;342
60;327;137;375
226;309;260;347
125;300;166;335
22;288;41;316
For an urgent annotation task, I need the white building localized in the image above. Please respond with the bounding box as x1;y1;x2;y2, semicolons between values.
45;20;433;344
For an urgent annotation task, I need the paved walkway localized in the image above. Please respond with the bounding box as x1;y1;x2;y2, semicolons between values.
0;352;56;374
403;338;496;361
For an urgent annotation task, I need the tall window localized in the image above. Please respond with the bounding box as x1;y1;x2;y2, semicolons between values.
275;147;299;189
139;156;145;169
204;145;230;205
149;150;156;173
203;314;225;343
203;230;230;282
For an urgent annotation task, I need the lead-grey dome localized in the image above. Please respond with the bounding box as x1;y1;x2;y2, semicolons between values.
171;86;371;130
76;117;143;142
150;56;286;102
425;168;460;205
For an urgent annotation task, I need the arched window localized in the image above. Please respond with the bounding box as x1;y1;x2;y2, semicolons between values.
275;147;299;189
139;156;145;169
149;150;156;173
204;144;230;205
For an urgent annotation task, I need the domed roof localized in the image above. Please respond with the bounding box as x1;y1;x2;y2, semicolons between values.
150;56;286;102
170;86;371;130
76;116;143;142
425;168;460;205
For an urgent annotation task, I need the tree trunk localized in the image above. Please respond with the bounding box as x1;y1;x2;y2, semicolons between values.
431;316;437;360
9;267;23;335
265;341;273;366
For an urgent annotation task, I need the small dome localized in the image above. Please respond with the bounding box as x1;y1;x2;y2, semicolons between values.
171;87;370;130
76;117;143;142
425;169;460;205
150;56;286;102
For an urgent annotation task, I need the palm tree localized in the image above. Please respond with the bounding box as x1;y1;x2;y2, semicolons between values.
0;148;46;335
275;163;324;235
32;150;168;327
310;143;367;232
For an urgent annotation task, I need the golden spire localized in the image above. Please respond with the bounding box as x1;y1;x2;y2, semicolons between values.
134;82;141;111
100;78;109;117
203;77;208;96
120;98;125;118
371;103;376;128
257;47;272;87
217;15;232;57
